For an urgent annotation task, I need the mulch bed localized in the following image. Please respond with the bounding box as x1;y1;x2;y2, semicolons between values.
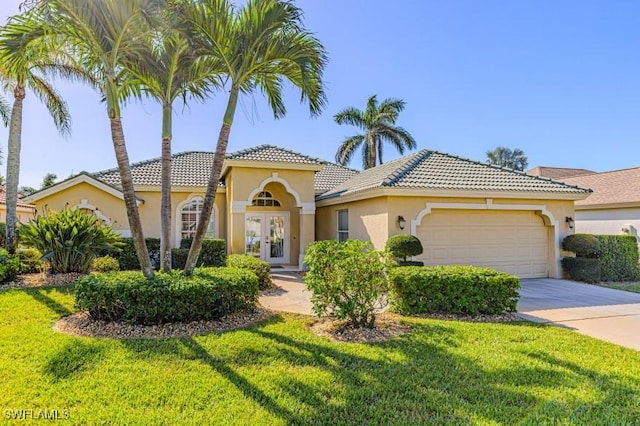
0;273;84;291
53;307;276;339
310;313;413;343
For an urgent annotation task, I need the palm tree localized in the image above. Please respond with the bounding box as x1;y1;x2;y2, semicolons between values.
334;95;416;170
182;0;327;274
486;146;528;171
125;26;218;272
0;13;72;254
30;0;167;277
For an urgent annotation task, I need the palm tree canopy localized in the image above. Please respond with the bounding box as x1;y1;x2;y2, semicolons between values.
486;146;528;171
334;94;416;169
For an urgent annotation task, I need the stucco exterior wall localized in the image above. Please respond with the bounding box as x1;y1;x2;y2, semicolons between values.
575;207;640;238
0;205;36;224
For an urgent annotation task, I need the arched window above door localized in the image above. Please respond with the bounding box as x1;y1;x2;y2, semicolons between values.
251;191;281;207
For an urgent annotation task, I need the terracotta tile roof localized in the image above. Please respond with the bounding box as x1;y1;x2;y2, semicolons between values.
0;187;36;209
319;150;591;199
92;146;353;193
527;166;595;180
563;167;640;207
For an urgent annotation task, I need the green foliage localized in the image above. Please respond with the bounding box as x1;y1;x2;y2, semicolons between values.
0;222;5;247
562;234;600;258
596;235;640;282
385;234;424;262
91;256;120;273
171;248;189;270
388;265;520;315
18;209;122;274
397;260;424;266
180;238;226;267
113;238;160;270
17;248;45;274
75;267;259;325
303;240;392;328
561;257;601;283
227;254;272;290
0;248;19;283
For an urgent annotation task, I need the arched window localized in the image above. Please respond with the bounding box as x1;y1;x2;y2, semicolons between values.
180;196;215;240
251;191;281;207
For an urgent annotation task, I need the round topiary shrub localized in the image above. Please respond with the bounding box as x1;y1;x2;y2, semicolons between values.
562;234;600;258
385;234;424;264
92;256;120;272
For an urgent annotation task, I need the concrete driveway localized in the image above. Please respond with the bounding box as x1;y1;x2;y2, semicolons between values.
518;278;640;350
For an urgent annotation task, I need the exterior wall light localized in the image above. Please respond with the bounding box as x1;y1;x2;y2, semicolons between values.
565;216;574;229
398;215;406;230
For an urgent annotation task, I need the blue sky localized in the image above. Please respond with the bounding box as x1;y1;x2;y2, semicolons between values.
1;0;640;187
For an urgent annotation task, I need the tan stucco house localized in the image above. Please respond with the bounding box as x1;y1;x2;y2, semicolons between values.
0;187;36;224
24;145;591;278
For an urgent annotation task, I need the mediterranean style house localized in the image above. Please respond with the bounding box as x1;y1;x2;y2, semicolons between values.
0;187;36;224
24;145;591;278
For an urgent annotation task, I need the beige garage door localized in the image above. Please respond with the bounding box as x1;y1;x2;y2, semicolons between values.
415;209;549;278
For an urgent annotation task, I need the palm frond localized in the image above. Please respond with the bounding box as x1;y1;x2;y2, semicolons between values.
0;95;10;126
335;134;364;166
29;74;71;135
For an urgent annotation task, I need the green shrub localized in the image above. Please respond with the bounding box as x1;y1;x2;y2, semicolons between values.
75;267;259;324
17;248;45;274
0;222;5;247
562;234;600;258
0;249;19;283
113;238;161;270
171;248;189;270
385;234;423;263
596;235;640;282
561;257;601;283
180;238;226;267
303;240;392;328
18;208;122;274
397;260;425;267
91;256;120;273
227;254;272;289
388;265;520;315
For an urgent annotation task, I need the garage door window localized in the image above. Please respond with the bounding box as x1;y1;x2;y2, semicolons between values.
337;210;349;242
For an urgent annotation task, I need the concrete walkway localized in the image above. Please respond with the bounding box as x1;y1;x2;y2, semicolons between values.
259;272;314;315
518;278;640;350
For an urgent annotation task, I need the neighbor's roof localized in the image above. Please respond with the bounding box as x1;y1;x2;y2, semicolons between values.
0;187;36;209
319;150;591;199
92;145;354;194
526;166;595;180
563;166;640;207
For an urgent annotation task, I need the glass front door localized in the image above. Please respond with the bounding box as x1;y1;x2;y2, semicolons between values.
245;213;289;264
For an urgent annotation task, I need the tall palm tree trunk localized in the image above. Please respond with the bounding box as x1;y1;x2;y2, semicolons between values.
109;117;154;278
184;86;239;275
5;84;25;254
160;103;172;272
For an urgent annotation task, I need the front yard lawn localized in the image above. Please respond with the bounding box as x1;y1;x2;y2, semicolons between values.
597;282;640;294
2;285;640;425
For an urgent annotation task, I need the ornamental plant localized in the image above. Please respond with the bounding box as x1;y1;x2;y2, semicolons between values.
303;240;392;328
18;208;122;274
385;234;423;264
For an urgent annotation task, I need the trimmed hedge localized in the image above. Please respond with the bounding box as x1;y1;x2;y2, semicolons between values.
0;249;19;283
227;254;272;289
171;248;189;270
388;265;520;315
597;235;640;282
562;234;599;258
561;257;601;283
180;238;226;267
17;248;45;274
113;238;161;270
91;256;120;272
386;234;423;263
75;267;259;324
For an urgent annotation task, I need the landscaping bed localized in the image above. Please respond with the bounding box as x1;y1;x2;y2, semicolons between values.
0;272;83;291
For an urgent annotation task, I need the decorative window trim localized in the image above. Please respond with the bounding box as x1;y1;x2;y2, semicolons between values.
175;196;219;246
72;199;111;225
251;191;281;207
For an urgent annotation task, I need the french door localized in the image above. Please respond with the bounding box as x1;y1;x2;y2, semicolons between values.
245;212;289;264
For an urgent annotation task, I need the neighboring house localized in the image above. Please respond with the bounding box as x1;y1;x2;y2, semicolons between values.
527;166;595;180
0;187;36;224
24;145;590;278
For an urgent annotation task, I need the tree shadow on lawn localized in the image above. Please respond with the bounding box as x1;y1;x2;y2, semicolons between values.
26;286;74;317
110;316;640;425
44;339;105;382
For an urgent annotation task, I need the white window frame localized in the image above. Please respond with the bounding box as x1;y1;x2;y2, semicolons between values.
175;196;217;246
337;209;349;242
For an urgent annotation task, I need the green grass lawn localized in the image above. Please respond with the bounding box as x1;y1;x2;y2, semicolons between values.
2;286;640;425
598;282;640;294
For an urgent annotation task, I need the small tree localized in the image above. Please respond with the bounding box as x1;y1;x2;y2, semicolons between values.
304;240;391;328
486;146;528;171
386;234;423;264
40;172;57;189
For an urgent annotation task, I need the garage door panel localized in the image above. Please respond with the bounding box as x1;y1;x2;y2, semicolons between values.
416;210;549;279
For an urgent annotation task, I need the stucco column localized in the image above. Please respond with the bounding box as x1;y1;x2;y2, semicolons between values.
299;211;315;269
230;212;246;255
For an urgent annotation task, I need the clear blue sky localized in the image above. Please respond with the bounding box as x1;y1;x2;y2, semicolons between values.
1;0;639;187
